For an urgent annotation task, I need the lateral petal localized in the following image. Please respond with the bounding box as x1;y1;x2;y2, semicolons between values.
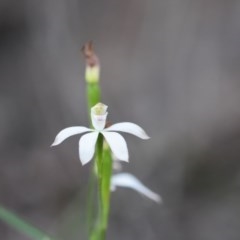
79;132;99;165
51;126;92;146
101;132;129;162
111;173;161;203
104;122;150;139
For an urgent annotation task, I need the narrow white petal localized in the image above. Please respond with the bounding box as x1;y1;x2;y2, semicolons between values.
51;126;92;146
111;173;162;203
104;122;150;139
79;132;99;165
101;132;129;162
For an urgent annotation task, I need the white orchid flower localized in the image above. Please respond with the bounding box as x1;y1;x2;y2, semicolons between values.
111;173;161;203
51;103;150;165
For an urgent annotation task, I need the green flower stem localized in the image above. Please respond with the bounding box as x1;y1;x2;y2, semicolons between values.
86;83;101;121
85;68;112;240
98;139;113;229
86;82;101;236
90;140;112;240
101;144;112;230
96;135;104;178
96;134;104;230
86;165;97;235
96;134;104;239
0;206;55;240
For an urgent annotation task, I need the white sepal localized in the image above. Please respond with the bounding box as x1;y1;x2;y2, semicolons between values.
111;173;161;203
79;132;99;165
51;126;92;146
105;122;150;139
101;132;129;162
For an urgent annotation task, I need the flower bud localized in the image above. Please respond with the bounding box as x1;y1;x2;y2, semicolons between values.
82;41;100;83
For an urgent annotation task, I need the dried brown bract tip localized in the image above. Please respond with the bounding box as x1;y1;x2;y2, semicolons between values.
81;41;93;58
81;41;99;68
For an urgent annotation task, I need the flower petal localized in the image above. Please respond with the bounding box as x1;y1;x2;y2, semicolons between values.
101;132;129;162
79;132;99;165
104;122;150;139
91;112;108;131
51;126;92;146
111;173;161;203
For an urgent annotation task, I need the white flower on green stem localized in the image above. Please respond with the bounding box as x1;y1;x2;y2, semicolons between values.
51;103;150;165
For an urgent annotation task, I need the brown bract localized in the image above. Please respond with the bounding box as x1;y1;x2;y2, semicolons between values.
105;121;112;128
81;41;99;67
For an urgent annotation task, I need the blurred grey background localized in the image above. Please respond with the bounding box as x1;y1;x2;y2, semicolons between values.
1;0;240;239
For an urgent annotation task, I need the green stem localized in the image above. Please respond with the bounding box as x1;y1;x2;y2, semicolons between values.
94;134;104;239
90;140;112;240
101;145;112;231
87;166;97;235
85;75;112;240
86;81;101;236
0;206;55;240
86;83;101;121
96;135;103;178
